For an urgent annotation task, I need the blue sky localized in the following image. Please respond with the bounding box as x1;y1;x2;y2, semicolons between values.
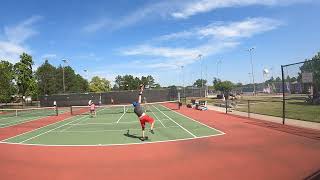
0;0;319;86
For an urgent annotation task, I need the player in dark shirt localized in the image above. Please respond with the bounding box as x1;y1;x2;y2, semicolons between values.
132;85;155;141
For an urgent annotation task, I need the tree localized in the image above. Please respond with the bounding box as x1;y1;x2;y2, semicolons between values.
26;77;39;100
113;75;123;90
141;75;155;87
152;83;161;89
74;74;89;93
89;76;111;92
299;52;320;99
14;53;34;97
275;77;281;82
35;60;57;95
214;81;235;93
0;60;16;102
193;79;207;87
113;75;158;90
235;82;243;87
213;78;221;86
122;75;137;90
55;65;88;93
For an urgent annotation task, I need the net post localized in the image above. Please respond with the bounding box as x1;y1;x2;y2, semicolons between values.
281;65;286;125
70;106;73;115
15;110;18;116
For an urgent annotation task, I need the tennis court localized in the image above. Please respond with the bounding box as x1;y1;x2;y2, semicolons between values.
0;107;63;128
1;102;224;145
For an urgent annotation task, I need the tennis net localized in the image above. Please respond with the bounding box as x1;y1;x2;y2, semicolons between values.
70;101;180;116
0;107;58;117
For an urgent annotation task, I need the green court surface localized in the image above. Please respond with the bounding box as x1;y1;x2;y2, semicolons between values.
1;104;224;146
0;108;66;128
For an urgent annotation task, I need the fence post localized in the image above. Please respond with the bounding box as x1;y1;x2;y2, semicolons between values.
281;65;286;125
225;99;228;114
248;100;250;118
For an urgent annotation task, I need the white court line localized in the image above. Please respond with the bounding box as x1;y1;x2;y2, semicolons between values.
150;105;166;127
69;121;136;126
153;105;196;138
60;108;107;132
19;115;89;143
0;112;58;128
52;125;179;133
0;109;53;122
67;119;171;126
0;105;226;146
0;133;224;147
160;105;226;135
116;106;127;123
0;114;81;142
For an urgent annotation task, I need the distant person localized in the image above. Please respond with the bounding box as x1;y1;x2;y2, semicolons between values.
53;101;57;113
90;102;96;117
111;98;114;105
132;85;155;141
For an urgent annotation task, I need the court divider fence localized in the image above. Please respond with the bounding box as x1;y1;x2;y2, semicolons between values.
40;87;206;107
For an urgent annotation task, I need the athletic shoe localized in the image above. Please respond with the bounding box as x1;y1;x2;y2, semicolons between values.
150;129;154;134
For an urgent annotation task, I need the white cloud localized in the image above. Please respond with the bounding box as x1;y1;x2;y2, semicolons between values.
199;18;282;39
83;19;111;33
0;16;42;63
171;0;307;19
120;17;280;70
158;17;282;41
83;2;173;32
0;41;27;61
121;41;239;69
83;0;304;32
4;15;42;43
122;45;201;59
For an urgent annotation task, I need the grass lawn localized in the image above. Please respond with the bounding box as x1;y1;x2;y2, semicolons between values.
188;95;320;123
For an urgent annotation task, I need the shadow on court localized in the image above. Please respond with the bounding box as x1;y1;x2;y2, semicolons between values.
123;130;149;141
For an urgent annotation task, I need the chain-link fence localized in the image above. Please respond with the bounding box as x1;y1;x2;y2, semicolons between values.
40;87;206;107
281;59;319;123
210;59;319;124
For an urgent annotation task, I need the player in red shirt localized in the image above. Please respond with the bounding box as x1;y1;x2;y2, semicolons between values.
132;85;155;141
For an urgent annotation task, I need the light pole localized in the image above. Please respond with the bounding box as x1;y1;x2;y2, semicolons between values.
247;48;256;95
62;59;68;93
197;54;203;97
181;65;185;101
198;54;203;88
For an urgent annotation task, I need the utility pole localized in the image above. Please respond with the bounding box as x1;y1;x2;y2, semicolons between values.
62;59;68;93
247;48;256;95
181;65;185;102
198;54;203;97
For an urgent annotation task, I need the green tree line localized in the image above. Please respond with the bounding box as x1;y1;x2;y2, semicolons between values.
0;53;160;103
